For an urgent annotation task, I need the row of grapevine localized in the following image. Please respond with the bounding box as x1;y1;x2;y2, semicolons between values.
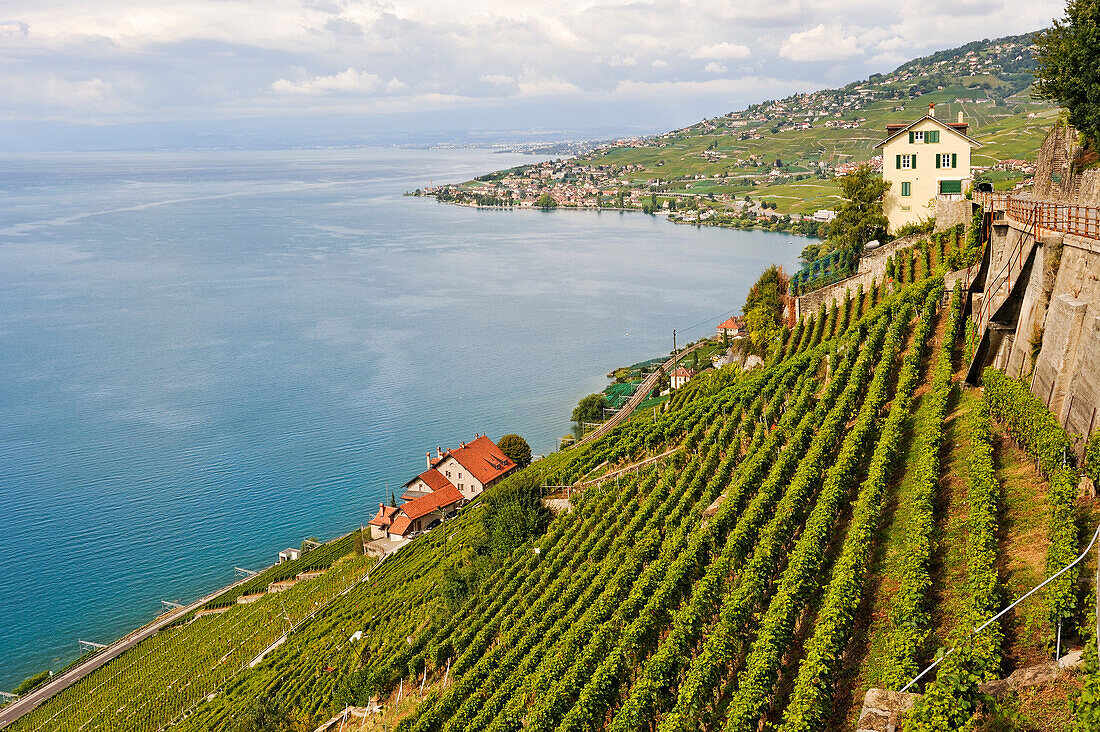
722;305;916;732
776;285;943;732
655;304;907;732
881;282;964;689
395;386;752;731
982;366;1080;626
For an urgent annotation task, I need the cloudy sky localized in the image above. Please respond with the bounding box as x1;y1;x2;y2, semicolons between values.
0;0;1067;147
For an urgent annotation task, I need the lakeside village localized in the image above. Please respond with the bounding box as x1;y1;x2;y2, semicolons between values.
413;35;1040;238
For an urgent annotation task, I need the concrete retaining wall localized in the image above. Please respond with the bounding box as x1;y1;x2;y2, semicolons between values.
795;233;925;318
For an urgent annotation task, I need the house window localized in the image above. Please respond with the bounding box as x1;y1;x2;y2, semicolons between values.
445;471;451;477
897;154;914;169
912;131;924;143
937;153;956;169
901;182;911;196
927;130;940;143
939;180;963;194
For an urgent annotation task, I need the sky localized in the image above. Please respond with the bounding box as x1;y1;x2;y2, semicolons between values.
0;0;1068;149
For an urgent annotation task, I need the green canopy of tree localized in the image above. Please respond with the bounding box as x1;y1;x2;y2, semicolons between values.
829;164;889;248
535;193;557;209
1035;0;1100;145
742;264;790;350
497;433;532;468
481;471;547;564
13;671;50;697
571;393;608;425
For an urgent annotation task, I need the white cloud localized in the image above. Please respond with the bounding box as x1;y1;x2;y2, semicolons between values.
608;55;637;66
0;0;1066;126
516;77;583;97
690;42;750;60
271;67;383;95
780;24;863;62
0;20;30;39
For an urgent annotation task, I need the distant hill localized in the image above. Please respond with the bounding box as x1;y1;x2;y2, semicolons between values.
434;33;1057;221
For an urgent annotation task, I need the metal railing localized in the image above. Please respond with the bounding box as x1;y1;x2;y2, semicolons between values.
977;191;1100;240
901;523;1100;693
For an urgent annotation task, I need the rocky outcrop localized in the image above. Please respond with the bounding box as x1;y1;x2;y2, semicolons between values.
1033;124;1100;206
857;651;1085;731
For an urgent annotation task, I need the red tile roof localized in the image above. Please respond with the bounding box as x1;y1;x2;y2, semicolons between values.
404;468;454;493
388;515;412;536
399;483;464;521
442;435;516;486
672;366;696;378
368;504;398;527
717;317;744;331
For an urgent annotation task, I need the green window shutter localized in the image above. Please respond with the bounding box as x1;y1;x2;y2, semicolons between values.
912;154;916;167
896;155;901;169
909;131;914;144
936;155;940;169
940;180;962;194
902;182;911;196
952;153;957;168
928;130;939;143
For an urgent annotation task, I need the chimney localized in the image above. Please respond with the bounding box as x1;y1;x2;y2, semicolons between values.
958;111;964;124
928;102;935;118
426;451;431;469
437;447;443;459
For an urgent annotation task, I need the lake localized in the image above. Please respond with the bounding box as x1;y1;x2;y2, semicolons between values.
0;148;799;689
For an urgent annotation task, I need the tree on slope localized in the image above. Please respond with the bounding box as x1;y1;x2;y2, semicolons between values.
743;264;790;351
1035;0;1100;146
497;433;532;468
829;164;889;249
572;393;608;426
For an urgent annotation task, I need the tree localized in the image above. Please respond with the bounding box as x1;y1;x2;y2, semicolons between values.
829;164;889;248
742;265;790;351
536;193;557;209
389;490;397;508
497;434;532;468
480;471;547;564
1034;0;1100;145
572;393;608;425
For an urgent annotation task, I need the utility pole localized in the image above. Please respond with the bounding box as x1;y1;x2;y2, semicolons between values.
673;329;677;353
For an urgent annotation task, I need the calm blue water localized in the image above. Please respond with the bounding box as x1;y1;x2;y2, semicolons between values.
0;149;799;689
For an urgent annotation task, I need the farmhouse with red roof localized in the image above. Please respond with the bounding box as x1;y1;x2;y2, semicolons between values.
671;366;696;390
717;317;746;339
426;434;517;500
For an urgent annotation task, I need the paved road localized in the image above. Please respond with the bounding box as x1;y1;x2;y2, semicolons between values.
575;341;708;448
0;573;257;729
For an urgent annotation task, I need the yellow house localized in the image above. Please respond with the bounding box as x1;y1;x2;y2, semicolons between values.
875;103;981;232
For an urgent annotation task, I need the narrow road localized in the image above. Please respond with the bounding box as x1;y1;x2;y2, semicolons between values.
575;341;708;448
0;572;259;729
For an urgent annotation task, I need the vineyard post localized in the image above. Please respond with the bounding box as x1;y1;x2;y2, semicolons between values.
420;664;426;695
443;657;451;687
397;678;403;704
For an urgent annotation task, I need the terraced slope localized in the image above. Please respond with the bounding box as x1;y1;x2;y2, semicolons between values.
6;243;1091;731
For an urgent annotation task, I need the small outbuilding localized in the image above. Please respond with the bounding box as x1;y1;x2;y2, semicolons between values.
278;547;301;563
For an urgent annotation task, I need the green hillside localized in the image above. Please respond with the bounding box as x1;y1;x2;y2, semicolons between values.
431;33;1055;224
7;220;1098;732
